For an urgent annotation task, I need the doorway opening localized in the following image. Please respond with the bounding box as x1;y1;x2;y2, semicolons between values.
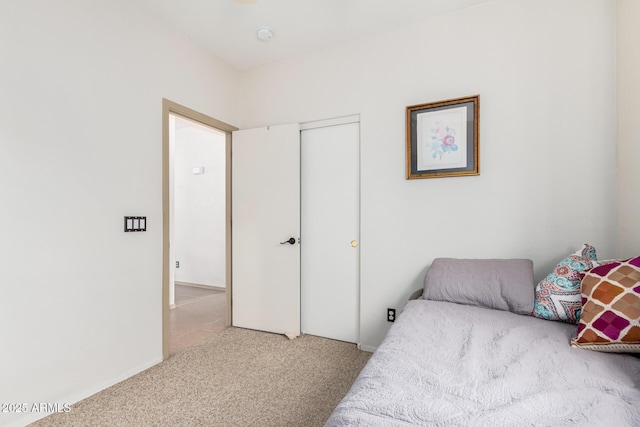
162;99;237;358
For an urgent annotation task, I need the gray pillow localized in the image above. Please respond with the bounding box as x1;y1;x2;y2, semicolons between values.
423;258;535;315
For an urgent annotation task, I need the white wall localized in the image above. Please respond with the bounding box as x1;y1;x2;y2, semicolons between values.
239;0;617;350
616;0;640;258
174;118;226;288
0;1;238;426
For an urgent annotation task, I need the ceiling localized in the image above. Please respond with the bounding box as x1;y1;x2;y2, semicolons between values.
133;0;494;70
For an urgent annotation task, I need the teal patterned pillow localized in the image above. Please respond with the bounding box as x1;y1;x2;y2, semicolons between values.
532;244;597;323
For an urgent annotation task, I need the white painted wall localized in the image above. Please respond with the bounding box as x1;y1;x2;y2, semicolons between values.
174;118;226;288
616;0;640;258
238;0;617;350
0;1;238;426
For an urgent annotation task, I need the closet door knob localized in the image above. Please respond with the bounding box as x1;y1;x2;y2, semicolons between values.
280;238;296;245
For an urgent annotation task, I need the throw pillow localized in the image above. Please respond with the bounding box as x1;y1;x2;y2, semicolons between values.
532;244;597;323
571;257;640;352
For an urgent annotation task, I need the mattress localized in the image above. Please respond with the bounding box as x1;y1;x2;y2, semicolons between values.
326;300;640;426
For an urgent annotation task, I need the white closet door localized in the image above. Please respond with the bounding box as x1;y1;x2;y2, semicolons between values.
301;119;360;343
232;124;300;336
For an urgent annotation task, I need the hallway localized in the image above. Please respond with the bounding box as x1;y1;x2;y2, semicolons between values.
169;284;226;355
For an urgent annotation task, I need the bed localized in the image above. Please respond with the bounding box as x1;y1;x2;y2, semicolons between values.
326;254;640;426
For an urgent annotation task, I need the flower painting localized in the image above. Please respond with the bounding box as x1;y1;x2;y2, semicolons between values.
406;95;479;179
430;122;458;160
416;106;467;171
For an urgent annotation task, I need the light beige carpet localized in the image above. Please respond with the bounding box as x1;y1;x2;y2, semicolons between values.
30;327;371;427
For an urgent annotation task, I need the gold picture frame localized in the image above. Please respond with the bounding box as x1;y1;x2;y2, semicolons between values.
406;95;479;179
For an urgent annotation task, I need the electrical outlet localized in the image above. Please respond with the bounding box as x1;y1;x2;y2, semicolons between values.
387;308;396;322
176;261;180;268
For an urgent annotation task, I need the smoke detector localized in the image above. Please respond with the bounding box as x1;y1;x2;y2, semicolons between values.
257;26;273;41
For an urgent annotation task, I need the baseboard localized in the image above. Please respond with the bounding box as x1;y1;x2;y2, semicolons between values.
357;344;377;353
169;303;176;310
7;356;163;427
175;281;225;292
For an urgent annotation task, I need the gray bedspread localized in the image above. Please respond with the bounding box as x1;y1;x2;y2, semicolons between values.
326;300;640;426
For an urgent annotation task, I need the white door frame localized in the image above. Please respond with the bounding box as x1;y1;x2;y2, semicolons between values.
161;99;238;359
299;115;360;132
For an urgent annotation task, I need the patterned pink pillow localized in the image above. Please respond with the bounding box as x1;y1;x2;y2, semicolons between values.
571;256;640;352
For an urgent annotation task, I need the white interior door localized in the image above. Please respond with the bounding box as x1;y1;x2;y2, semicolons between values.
232;124;300;336
301;118;360;343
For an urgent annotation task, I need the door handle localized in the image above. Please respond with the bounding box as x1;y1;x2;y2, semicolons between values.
280;238;296;245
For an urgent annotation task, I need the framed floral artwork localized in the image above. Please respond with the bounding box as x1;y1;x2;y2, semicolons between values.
406;95;479;179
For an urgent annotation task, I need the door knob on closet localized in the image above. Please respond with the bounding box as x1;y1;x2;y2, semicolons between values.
280;238;296;245
351;240;358;248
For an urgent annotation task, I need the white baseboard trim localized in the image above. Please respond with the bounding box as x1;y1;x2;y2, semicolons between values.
169;303;176;310
175;281;225;292
357;344;377;353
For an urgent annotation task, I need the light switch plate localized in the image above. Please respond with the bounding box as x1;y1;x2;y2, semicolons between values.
124;216;147;232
